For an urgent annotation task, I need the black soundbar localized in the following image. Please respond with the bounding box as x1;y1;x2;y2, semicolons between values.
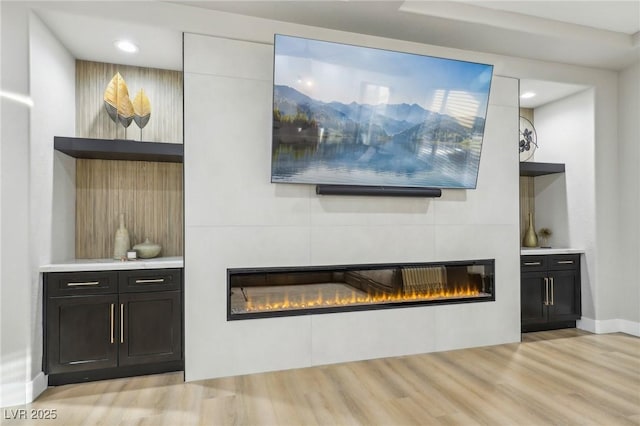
316;185;442;198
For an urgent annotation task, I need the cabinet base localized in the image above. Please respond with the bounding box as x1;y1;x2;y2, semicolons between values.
47;360;184;386
522;320;576;333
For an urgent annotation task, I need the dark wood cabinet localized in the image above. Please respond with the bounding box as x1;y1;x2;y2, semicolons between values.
521;273;547;326
46;294;118;374
44;268;183;385
521;254;581;332
118;291;182;366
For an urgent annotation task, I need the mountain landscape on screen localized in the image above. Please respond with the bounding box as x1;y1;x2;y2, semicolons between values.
270;34;493;189
273;85;485;147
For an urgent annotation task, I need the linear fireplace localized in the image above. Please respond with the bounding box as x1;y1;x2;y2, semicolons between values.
228;259;494;320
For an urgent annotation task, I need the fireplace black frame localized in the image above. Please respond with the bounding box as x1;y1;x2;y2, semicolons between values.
227;259;495;320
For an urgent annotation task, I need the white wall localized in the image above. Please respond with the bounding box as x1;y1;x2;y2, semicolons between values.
0;1;32;408
29;11;76;395
184;33;520;381
533;89;597;319
30;12;76;263
616;62;640;324
0;6;76;408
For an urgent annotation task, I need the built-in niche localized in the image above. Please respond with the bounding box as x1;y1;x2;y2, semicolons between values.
517;81;594;249
518;106;566;245
72;60;184;259
75;159;183;259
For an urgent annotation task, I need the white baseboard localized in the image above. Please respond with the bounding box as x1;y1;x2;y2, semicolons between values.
577;318;640;337
27;372;47;403
0;373;47;408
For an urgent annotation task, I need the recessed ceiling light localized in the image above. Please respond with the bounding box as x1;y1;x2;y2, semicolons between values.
520;92;536;99
114;40;139;53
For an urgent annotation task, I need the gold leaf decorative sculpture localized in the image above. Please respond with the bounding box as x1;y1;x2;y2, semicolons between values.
103;72;123;124
132;89;151;129
117;93;134;128
103;72;134;135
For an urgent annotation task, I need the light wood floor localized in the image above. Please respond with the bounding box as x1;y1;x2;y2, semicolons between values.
9;330;640;425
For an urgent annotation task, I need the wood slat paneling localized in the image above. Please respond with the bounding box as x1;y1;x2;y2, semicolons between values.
519;108;538;241
76;159;183;259
76;60;183;143
520;175;535;242
520;107;534;124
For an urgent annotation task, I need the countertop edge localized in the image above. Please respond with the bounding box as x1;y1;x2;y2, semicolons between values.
520;248;585;255
40;257;184;272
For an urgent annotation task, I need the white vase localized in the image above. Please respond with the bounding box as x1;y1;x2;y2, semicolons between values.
113;213;130;259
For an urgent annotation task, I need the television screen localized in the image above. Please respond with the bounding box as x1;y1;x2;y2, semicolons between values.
271;34;493;189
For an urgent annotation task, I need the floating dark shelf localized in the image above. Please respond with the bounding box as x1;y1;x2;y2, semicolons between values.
519;161;565;177
54;136;183;163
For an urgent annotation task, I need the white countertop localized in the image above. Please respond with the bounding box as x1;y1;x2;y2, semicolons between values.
520;248;584;255
40;256;183;272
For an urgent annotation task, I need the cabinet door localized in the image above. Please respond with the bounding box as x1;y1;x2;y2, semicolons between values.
118;291;182;366
46;295;118;374
521;272;547;326
547;270;581;322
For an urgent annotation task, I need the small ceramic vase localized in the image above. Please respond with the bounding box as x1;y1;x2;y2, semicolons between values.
133;238;162;259
113;213;131;259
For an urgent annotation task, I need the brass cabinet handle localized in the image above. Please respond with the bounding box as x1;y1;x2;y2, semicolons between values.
524;262;541;266
68;281;100;287
135;278;165;284
556;260;574;264
550;277;554;306
544;277;549;305
120;304;124;344
110;304;114;344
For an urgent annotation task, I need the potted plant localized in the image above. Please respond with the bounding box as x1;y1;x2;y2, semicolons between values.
538;228;552;248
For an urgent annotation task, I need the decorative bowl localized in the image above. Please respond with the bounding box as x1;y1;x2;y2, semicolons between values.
133;238;161;258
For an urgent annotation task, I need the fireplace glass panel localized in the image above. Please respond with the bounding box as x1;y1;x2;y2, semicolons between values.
228;260;494;320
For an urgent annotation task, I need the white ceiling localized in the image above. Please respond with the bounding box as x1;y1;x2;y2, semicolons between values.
461;1;639;35
29;1;639;109
175;0;640;70
35;8;183;71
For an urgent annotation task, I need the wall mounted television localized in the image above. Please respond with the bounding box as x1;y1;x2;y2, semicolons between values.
271;34;494;190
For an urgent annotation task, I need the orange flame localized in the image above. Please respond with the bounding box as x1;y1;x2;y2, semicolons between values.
243;285;484;313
